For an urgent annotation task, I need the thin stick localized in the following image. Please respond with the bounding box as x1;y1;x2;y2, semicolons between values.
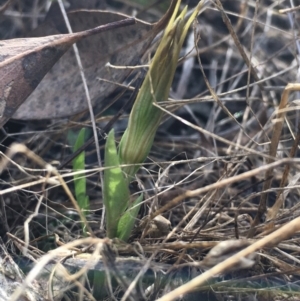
57;0;105;229
157;216;300;301
248;83;300;237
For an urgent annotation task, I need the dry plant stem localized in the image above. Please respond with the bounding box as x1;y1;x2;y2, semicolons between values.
0;0;14;13
0;195;9;233
9;237;107;301
51;276;95;301
151;156;299;220
155;102;273;160
235;2;248;31
196;267;300;292
102;244;140;301
0;154;230;197
122;168;211;299
194;33;255;144
150;103;296;219
214;0;261;86
23;174;50;256
57;0;105;229
7;232;44;259
266;123;300;229
0;168;94;195
245;0;258;97
156;216;300;301
248;83;300;238
0;143;94;236
240;0;266;142
115;241;230;253
47;245;102;301
279;5;300;14
59;244;103;283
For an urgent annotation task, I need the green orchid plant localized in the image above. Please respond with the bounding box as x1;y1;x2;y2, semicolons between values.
103;0;204;241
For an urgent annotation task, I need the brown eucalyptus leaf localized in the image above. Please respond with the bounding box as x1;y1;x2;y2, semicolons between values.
0;17;135;128
13;1;177;120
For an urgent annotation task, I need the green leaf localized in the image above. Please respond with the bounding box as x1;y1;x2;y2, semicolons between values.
104;0;204;241
73;128;89;212
117;193;143;242
104;129;131;238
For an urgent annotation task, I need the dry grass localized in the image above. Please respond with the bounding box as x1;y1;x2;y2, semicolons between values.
1;0;300;300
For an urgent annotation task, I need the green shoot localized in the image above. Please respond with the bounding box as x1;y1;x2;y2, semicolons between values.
72;128;90;232
103;0;204;241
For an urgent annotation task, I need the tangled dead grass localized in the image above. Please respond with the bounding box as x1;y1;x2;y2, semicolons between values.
1;0;300;300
